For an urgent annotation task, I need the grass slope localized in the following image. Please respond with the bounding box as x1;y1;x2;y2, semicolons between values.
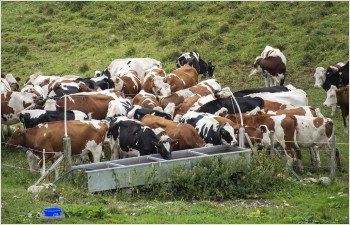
1;1;349;224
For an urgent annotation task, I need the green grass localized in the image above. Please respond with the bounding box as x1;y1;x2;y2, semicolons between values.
1;1;349;224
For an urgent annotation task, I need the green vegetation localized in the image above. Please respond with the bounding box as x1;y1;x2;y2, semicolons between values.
1;1;349;224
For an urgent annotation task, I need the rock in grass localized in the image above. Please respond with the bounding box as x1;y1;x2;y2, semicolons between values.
319;177;331;185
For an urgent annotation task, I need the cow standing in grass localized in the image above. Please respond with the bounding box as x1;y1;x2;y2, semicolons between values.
249;46;287;87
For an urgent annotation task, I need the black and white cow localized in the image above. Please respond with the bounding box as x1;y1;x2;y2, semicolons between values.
96;58;162;83
130;107;172;121
322;62;349;91
48;82;95;98
180;111;237;146
314;61;348;90
19;109;88;128
107;117;172;160
249;46;287;87
232;84;295;97
176;52;215;78
197;96;265;115
91;75;115;90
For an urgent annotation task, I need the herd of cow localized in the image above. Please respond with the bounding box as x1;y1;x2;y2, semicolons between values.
1;47;348;177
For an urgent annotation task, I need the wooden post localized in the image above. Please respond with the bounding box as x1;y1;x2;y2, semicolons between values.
330;134;336;180
244;132;256;153
64;137;72;172
269;130;275;156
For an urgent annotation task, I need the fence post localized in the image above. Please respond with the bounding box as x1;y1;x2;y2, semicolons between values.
330;134;336;180
244;132;256;153
42;149;46;175
63;95;72;172
64;137;72;171
269;130;274;156
239;127;245;148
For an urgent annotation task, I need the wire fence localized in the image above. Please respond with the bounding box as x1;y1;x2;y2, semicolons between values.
1;137;348;173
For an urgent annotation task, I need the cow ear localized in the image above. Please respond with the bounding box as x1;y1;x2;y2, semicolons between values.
15;77;21;82
260;125;268;133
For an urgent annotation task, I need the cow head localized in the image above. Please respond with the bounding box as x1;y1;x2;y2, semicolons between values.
5;126;25;149
322;67;341;91
205;62;216;78
219;123;238;145
113;77;124;92
152;76;165;93
259;125;271;148
97;68;111;78
314;67;326;88
158;132;173;155
152;136;172;160
216;87;232;98
249;57;263;77
323;85;337;108
5;74;20;91
153;76;171;97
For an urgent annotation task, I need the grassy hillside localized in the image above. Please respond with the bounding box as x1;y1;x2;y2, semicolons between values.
1;1;348;90
1;1;349;224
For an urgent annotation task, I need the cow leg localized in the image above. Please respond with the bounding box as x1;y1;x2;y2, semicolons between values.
1;125;5;141
324;145;342;172
335;148;342;172
264;77;270;87
343;114;348;134
110;139;120;160
309;146;321;168
90;144;103;163
294;148;304;173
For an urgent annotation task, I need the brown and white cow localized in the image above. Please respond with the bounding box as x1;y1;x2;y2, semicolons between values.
132;90;163;111
210;115;271;150
153;64;199;95
141;114;206;151
97;58;162;83
6;120;108;173
249;46;287;87
21;85;46;98
24;73;81;97
160;79;221;109
225;113;298;169
293;116;342;172
323;85;349;133
1;91;38;125
1;74;20;94
142;66;166;93
47;81;97;98
46;90;124;120
114;66;142;96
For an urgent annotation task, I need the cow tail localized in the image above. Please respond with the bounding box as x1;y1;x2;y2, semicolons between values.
290;115;299;149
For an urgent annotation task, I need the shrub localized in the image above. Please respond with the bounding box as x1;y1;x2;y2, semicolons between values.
17;45;29;56
125;46;136;57
217;23;230;34
259;20;277;30
68;2;85;12
142;153;289;201
79;63;89;73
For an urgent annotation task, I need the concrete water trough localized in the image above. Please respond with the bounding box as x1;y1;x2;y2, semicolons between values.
72;145;252;192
